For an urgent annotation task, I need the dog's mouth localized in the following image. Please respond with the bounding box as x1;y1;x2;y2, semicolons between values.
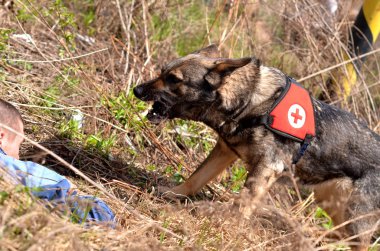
147;101;170;124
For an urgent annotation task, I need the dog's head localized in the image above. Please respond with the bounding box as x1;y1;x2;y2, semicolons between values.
133;45;259;124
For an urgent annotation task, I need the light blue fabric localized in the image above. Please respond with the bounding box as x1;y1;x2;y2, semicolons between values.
0;149;115;225
69;195;116;224
0;151;68;194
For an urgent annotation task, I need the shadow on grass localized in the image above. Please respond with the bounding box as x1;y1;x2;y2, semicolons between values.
20;136;176;200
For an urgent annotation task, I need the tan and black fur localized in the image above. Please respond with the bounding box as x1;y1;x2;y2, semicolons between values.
133;45;380;250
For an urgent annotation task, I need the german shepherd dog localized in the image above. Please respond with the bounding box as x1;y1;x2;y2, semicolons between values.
133;45;380;250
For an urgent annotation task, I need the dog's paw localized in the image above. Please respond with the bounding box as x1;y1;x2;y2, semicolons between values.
156;185;172;196
157;185;189;201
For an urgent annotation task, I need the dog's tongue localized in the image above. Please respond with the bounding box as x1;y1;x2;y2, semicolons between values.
147;101;167;124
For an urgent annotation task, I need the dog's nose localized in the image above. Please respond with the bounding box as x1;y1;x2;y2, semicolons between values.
133;86;144;99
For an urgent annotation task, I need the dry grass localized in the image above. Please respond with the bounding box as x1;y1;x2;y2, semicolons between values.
0;0;379;250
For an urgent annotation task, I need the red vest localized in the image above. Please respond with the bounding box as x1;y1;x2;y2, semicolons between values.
264;78;316;143
234;77;316;164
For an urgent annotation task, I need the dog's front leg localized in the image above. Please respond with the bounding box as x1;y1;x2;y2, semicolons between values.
237;161;280;219
162;137;238;197
244;159;283;200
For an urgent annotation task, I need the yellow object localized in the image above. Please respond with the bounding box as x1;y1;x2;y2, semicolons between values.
334;0;380;100
341;53;358;98
363;0;380;43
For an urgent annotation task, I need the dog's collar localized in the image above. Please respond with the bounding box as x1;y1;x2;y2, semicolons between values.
237;76;316;164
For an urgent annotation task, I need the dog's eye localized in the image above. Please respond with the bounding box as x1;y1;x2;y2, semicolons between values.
165;74;182;84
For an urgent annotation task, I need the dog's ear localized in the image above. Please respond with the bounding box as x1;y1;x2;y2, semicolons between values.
205;57;255;87
212;57;253;72
194;44;220;58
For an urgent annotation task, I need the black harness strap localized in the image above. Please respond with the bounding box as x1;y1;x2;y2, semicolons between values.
235;114;272;132
292;134;313;165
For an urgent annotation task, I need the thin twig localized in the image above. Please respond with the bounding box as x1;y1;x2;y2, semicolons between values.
114;0;129;38
298;47;380;82
5;48;109;63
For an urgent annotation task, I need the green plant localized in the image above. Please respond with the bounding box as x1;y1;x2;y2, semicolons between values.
85;133;116;155
146;164;157;171
102;91;148;153
0;191;9;205
172;119;214;153
0;28;13;52
52;0;76;28
16;7;35;23
159;219;170;243
54;65;81;89
103;91;147;128
164;165;174;175
14;185;35;216
314;207;333;230
46;0;78;50
230;165;247;192
196;219;222;248
149;1;210;57
174;3;207;56
331;244;350;250
81;1;96;35
59;118;83;140
151;14;176;42
164;165;185;184
221;164;247;193
369;241;380;251
82;9;95;28
40;85;60;108
63;0;96;35
7;60;33;71
172;172;185;184
69;202;91;224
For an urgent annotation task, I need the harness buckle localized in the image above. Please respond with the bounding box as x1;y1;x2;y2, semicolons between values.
259;114;273;126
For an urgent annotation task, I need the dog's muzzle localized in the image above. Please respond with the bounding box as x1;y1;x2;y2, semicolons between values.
133;85;147;100
133;86;170;124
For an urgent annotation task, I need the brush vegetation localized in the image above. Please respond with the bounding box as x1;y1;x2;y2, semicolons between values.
0;0;379;250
